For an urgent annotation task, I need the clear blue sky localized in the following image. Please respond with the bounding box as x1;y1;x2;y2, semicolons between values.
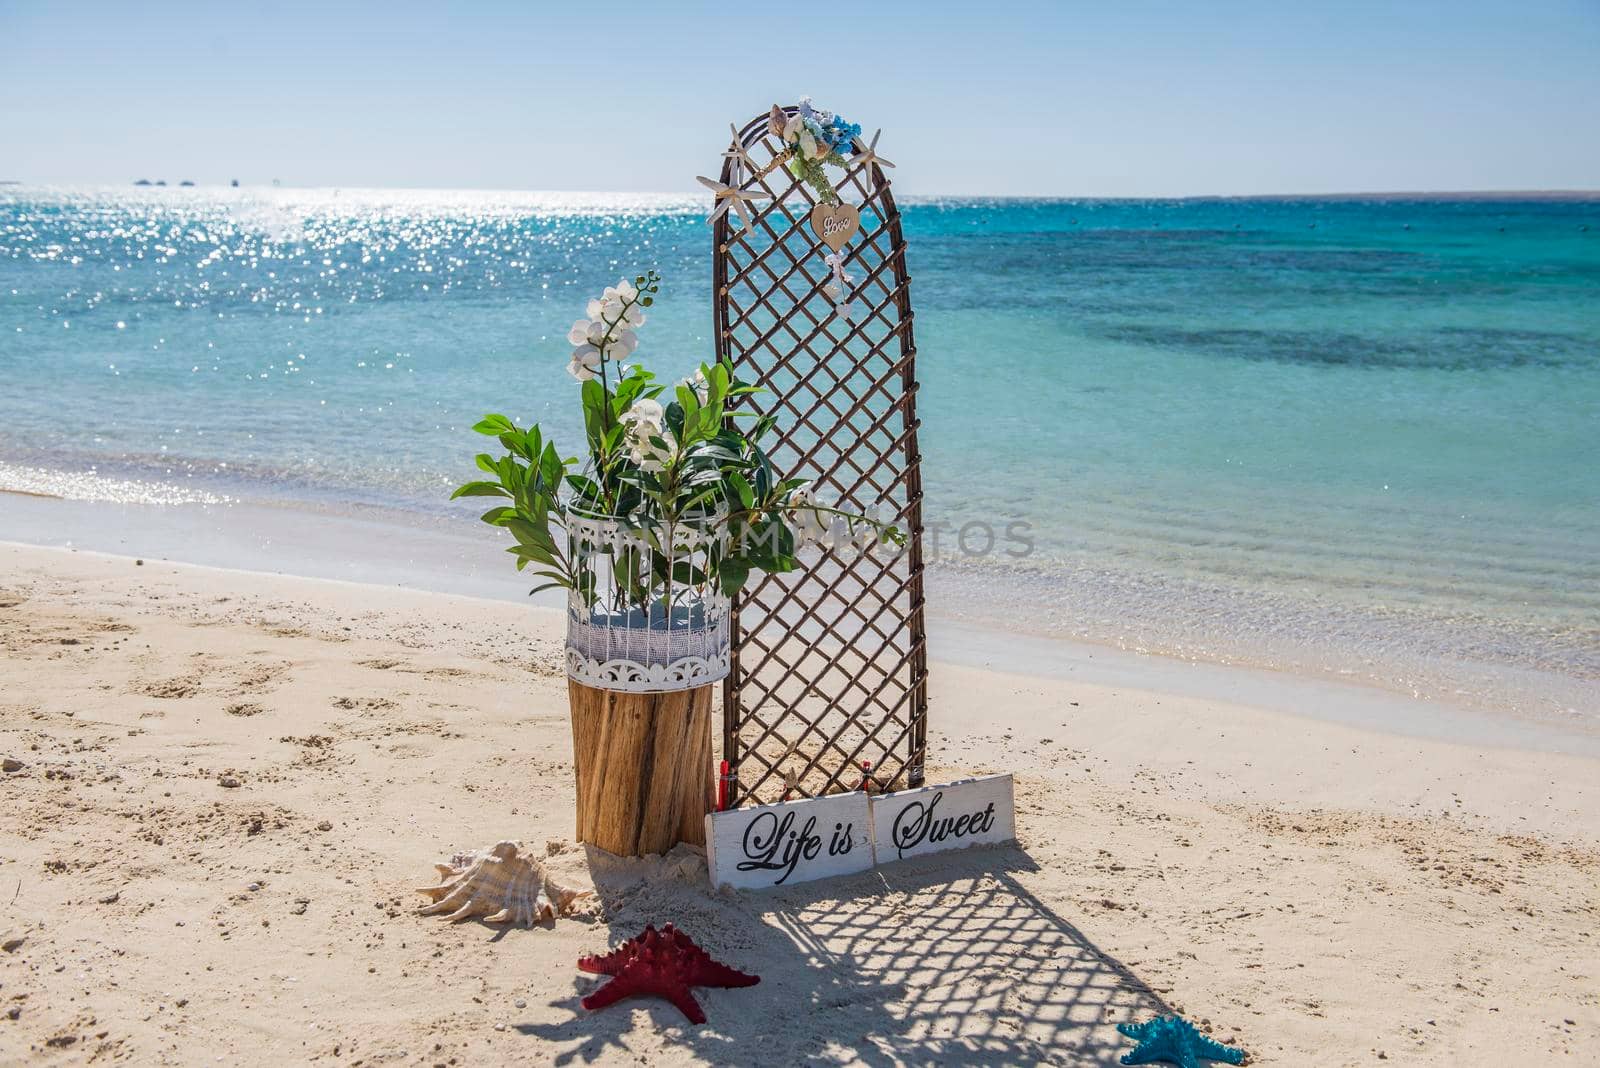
2;0;1597;196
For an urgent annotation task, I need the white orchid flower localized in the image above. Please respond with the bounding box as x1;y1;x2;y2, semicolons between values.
567;344;601;381
786;485;829;544
630;430;675;473
607;330;639;359
797;127;818;162
623;398;664;427
679;368;710;404
566;319;605;346
561;273;654;385
621;397;674;472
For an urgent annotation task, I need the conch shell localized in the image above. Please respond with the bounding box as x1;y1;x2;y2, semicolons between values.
768;105;787;138
416;840;590;926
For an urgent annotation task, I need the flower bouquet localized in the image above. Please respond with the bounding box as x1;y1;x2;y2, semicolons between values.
768;97;861;205
452;271;899;854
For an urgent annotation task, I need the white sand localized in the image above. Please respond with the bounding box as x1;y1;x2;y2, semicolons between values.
1;541;1596;1064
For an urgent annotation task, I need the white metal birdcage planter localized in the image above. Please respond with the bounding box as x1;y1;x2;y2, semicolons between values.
562;506;731;694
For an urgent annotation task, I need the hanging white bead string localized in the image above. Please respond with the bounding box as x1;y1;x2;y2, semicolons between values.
823;251;855;321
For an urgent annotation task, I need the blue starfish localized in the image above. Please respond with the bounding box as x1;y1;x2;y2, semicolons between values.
1117;1014;1246;1068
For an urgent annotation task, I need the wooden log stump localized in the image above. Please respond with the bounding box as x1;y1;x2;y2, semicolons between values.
567;679;713;857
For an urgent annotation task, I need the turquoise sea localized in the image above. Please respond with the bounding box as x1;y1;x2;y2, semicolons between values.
1;187;1596;718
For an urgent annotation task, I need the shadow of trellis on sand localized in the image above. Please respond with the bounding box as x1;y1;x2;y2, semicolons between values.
521;845;1168;1066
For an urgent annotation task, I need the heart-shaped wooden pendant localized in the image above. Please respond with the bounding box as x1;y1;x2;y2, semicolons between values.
810;202;860;252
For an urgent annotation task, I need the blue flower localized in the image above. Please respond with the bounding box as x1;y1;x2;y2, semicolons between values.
828;117;861;143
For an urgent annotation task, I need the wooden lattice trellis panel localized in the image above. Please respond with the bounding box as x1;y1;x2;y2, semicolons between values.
712;106;928;805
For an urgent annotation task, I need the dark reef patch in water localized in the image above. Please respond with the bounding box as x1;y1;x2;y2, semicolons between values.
1093;323;1598;370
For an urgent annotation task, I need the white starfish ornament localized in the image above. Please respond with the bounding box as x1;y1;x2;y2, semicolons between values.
719;124;758;180
852;129;896;172
695;175;770;230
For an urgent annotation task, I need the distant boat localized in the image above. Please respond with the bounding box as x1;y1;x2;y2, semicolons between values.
180;180;195;187
155;180;167;186
134;179;152;186
231;179;239;188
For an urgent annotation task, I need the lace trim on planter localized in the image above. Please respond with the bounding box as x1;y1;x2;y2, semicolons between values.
565;648;730;693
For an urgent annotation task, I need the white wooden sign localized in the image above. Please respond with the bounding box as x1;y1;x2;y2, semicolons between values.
704;792;873;890
705;775;1017;890
870;774;1016;864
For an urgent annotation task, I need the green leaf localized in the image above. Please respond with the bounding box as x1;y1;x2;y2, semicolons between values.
581;377;606;445
613;373;645;413
687;442;741;464
451;481;510;500
538;442;565;493
718;561;749;598
473;414;517;437
527;582;568;597
668;560;708;585
683;469;724;490
727;471;755;510
755;447;774;499
565;474;601;502
498;431;527;459
504;517;559;559
676;385;701;436
515;545;561;569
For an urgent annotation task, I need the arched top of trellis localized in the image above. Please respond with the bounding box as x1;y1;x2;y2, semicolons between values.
710;104;928;806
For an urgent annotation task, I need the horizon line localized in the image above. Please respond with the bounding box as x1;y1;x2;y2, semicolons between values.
3;180;1598;202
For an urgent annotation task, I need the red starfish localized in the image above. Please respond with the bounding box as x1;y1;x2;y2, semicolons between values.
578;923;760;1025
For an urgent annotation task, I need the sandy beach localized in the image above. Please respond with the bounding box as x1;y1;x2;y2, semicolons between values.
2;539;1595;1064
